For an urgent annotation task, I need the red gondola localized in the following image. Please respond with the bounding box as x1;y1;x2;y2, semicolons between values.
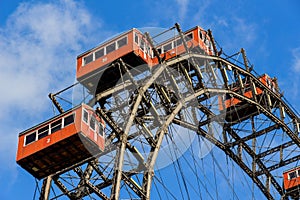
218;74;278;123
16;104;105;179
76;28;153;93
283;166;300;199
219;74;278;111
152;26;215;65
76;26;215;94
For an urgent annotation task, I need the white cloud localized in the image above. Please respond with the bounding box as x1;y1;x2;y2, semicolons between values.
232;17;257;44
176;0;189;21
187;2;258;54
208;16;258;53
214;17;228;27
0;0;98;178
292;47;300;72
191;0;212;28
0;0;95;116
286;47;300;107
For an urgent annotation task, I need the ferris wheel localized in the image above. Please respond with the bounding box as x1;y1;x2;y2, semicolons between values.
16;23;300;200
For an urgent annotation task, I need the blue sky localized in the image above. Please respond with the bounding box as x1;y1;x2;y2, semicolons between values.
0;0;300;199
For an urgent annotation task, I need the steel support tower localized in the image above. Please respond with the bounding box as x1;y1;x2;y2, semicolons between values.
32;25;300;200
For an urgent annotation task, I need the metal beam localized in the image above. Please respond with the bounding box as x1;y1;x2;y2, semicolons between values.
85;180;109;200
256;141;295;158
228;124;279;147
142;101;183;200
122;172;146;198
39;176;52;200
178;87;284;196
172;117;275;199
256;154;300;176
43;49;300;200
52;177;75;199
48;93;64;113
74;163;95;198
197;125;275;200
111;54;170;200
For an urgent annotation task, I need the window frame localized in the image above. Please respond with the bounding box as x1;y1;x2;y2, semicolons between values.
163;42;173;53
185;32;193;41
82;109;89;124
106;42;116;54
98;123;104;137
24;131;37;146
90;116;96;131
117;36;128;49
83;53;94;66
175;38;183;47
134;32;139;44
95;48;105;60
37;125;50;140
64;113;75;127
140;39;145;51
51;119;62;134
199;30;203;40
156;47;162;54
289;171;297;180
